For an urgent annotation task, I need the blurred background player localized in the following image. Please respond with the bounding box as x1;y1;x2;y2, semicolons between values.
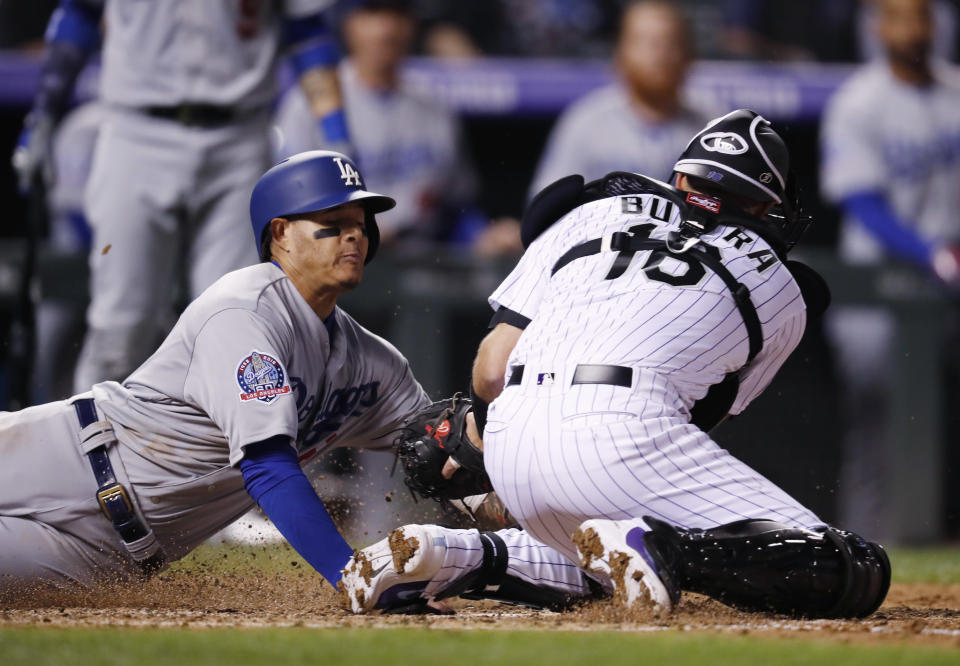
12;0;354;392
819;0;960;539
414;0;621;60
31;100;101;403
528;0;710;196
273;0;517;252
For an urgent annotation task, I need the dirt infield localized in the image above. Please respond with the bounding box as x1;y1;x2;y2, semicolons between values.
2;567;959;648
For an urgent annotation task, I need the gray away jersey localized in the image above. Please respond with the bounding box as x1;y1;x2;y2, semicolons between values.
95;0;333;110
820;59;960;263
489;193;807;419
529;84;709;197
91;263;428;554
273;61;477;237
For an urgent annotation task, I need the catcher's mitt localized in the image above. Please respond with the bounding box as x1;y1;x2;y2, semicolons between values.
393;394;492;503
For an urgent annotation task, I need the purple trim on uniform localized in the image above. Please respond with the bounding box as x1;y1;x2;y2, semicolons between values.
625;527;661;575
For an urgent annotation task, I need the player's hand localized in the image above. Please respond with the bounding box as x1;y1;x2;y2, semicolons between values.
931;244;960;287
472;217;523;258
11;111;56;195
442;411;483;479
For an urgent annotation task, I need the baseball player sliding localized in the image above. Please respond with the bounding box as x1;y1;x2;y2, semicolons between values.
13;0;354;393
0;152;424;591
341;110;891;619
0;150;592;606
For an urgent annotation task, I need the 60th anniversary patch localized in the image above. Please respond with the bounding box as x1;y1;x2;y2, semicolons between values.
237;351;291;403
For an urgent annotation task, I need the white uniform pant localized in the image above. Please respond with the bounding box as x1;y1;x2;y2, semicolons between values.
0;398;149;594
484;378;824;564
74;106;268;390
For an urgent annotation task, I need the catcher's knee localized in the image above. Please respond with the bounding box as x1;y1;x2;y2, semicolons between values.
644;517;890;618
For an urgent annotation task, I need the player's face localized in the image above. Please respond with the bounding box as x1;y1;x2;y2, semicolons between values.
276;203;369;294
616;3;690;103
344;9;414;77
877;0;932;67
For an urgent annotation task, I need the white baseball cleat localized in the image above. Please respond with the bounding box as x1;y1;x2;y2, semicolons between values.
573;518;680;613
339;523;449;614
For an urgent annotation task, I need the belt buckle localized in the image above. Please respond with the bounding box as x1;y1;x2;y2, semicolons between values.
97;483;133;518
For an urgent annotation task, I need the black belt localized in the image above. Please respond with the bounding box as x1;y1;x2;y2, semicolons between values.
142;103;239;127
74;398;165;575
507;364;632;388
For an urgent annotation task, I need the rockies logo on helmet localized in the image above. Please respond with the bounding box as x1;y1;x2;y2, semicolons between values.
672;108;812;250
699;132;749;155
673;109;788;204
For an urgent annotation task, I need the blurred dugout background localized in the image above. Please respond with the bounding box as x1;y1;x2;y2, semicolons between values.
0;0;958;544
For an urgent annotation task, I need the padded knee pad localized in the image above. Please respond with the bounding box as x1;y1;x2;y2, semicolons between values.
644;517;890;618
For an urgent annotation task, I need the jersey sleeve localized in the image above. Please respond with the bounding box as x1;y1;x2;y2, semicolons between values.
729;308;806;415
183;308;299;466
487;242;553;321
819;84;888;202
356;348;431;449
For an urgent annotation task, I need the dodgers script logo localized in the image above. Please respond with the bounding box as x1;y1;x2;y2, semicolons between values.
237;351;291;403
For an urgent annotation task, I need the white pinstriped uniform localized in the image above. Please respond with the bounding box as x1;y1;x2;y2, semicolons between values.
482;192;824;564
419;528;590;600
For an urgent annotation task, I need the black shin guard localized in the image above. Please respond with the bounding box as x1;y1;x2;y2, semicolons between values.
644;517;890;618
432;530;508;602
436;531;599;610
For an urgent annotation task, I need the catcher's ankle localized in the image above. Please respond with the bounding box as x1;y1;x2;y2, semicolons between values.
431;530;507;600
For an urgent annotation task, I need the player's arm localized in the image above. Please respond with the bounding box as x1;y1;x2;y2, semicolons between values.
472;318;525;403
820;94;956;281
469;231;554;432
839;190;960;283
282;8;353;155
240;436;353;586
730;307;806;416
12;0;103;191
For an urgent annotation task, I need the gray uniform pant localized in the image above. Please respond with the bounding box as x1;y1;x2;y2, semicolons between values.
73;106;268;390
0;397;150;593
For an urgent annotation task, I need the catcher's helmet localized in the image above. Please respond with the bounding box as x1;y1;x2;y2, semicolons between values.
672;109;788;204
249;150;395;263
673;109;810;249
